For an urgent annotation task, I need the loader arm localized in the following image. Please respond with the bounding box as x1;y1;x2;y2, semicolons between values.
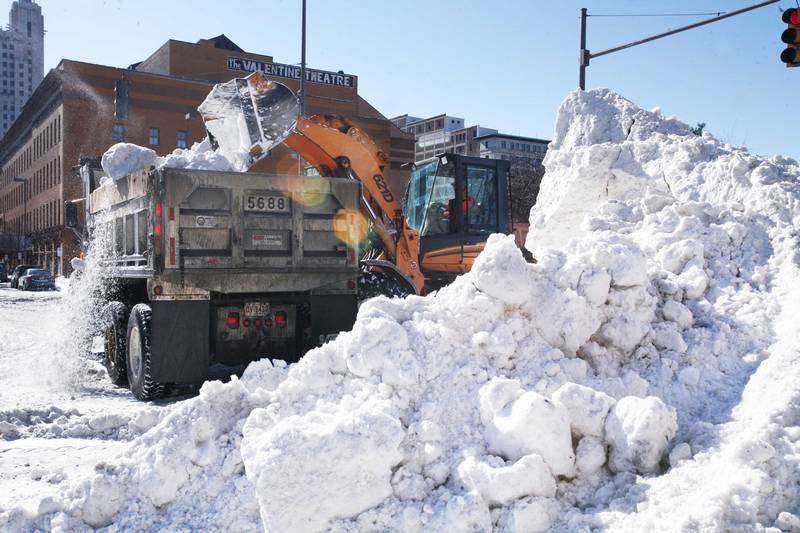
284;115;424;293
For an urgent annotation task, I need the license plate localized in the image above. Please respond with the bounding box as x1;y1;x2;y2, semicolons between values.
245;194;290;213
244;302;269;316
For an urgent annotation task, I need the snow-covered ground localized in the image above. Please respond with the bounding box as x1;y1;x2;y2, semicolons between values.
2;88;800;532
0;283;170;516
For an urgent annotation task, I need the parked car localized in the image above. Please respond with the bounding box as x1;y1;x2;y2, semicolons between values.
0;263;7;283
10;264;42;289
18;268;56;291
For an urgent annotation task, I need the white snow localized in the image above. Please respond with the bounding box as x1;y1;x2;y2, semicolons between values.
480;378;575;476
100;143;159;181
100;138;234;183
604;396;677;474
3;87;800;532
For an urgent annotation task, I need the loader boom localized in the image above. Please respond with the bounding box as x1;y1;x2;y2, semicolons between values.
283;115;424;292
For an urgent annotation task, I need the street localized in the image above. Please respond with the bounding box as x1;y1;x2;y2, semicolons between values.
0;282;171;512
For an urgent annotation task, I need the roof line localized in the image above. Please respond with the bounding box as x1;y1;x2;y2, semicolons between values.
473;132;551;143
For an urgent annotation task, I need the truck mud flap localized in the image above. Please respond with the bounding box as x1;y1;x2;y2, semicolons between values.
150;300;210;383
310;294;357;348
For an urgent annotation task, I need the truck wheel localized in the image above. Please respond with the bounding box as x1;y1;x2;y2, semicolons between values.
103;302;129;385
126;304;165;401
358;270;415;302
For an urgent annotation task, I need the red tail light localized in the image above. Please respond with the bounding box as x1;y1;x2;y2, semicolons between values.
243;318;251;327
264;318;273;327
254;319;261;326
227;312;239;328
274;311;287;325
154;202;163;236
153;285;163;296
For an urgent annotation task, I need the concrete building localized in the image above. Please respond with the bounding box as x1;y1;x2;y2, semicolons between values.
0;0;43;136
0;35;414;275
390;113;499;162
475;132;550;223
475;132;549;169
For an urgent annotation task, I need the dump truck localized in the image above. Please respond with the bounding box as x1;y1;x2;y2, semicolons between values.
76;162;361;400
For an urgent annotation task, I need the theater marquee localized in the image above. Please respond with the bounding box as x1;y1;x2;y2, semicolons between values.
226;57;354;88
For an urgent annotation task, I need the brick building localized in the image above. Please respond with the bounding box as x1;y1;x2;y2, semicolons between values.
0;35;414;275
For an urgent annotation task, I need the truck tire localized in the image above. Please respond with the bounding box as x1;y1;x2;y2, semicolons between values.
103;301;129;385
126;303;166;401
358;270;415;302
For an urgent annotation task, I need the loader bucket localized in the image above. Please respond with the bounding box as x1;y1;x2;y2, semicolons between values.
197;72;299;170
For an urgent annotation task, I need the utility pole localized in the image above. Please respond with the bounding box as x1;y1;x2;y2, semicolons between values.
579;8;588;90
579;0;780;89
299;0;307;117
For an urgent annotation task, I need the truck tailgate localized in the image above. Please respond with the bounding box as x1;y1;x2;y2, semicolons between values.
160;169;361;271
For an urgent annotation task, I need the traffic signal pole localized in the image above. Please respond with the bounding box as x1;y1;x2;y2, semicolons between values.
579;0;780;90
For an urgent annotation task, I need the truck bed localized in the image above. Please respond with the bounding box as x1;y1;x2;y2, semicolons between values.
90;167;362;292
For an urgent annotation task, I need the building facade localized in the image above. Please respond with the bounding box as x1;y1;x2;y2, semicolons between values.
475;132;549;171
475;132;550;223
0;0;43;136
0;35;413;275
389;112;505;163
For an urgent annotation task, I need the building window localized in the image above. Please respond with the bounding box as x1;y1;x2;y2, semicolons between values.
148;127;159;146
112;123;124;142
176;130;188;149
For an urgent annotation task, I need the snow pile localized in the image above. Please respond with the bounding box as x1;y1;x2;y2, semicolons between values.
4;88;799;532
158;138;236;172
100;138;234;183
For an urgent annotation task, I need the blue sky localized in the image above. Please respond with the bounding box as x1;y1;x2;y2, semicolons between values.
37;0;796;159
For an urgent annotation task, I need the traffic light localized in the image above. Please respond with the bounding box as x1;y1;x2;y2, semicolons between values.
781;8;800;67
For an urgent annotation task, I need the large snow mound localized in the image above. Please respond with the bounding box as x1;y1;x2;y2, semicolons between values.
5;88;800;532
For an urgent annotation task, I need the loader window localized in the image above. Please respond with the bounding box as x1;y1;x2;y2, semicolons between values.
405;158;456;236
465;165;498;230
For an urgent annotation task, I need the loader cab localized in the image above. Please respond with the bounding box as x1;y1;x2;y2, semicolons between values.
404;153;510;288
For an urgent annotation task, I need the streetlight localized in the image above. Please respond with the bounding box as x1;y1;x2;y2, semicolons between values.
12;176;27;261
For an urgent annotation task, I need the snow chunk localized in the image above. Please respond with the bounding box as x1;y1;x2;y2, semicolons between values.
662;300;693;329
552;382;616;438
240;402;404;533
575;436;606;476
101;143;158;180
652;322;688;353
668;442;692;467
160;138;235;172
471;234;531;304
481;379;575;477
497;497;560;533
457;454;556;505
604;396;677;474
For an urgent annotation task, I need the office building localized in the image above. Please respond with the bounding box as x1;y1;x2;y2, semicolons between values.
0;0;43;136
